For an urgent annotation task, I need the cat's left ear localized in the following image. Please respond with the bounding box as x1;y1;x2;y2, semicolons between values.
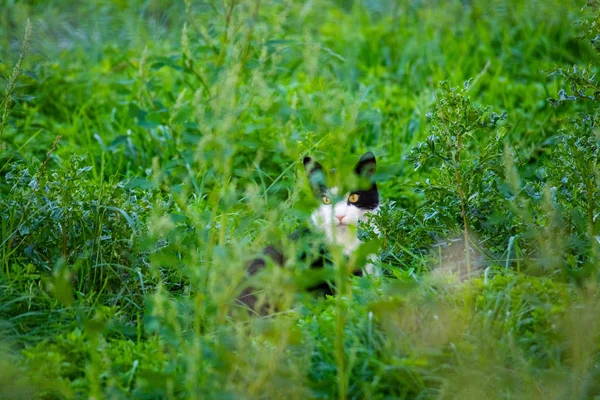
354;151;376;179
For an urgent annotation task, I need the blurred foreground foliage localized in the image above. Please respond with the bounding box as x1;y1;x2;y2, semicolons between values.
2;0;600;399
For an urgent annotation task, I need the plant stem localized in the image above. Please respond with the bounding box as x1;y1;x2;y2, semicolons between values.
335;247;348;400
240;0;261;64
586;177;595;235
453;132;472;278
218;0;238;66
0;19;32;142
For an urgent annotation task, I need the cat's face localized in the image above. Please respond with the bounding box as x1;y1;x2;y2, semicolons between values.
303;152;379;249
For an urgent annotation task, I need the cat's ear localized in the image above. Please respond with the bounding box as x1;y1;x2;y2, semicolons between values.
303;156;323;176
303;156;326;194
354;151;376;179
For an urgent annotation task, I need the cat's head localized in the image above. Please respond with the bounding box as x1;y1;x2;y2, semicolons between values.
303;152;379;240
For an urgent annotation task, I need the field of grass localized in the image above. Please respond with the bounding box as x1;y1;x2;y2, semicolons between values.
2;0;600;398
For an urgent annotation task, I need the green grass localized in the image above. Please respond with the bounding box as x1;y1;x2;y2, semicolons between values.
2;0;600;398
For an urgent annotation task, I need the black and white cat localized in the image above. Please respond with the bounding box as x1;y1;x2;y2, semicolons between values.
303;151;380;261
236;152;380;314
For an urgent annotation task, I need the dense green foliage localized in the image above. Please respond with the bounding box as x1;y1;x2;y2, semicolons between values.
2;0;600;398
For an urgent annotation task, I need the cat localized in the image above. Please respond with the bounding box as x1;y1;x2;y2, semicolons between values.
303;151;380;259
235;152;380;315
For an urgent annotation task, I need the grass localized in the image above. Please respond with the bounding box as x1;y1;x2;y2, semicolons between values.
2;0;600;398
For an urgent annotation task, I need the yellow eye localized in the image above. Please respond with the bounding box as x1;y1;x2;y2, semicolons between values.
348;194;359;203
322;196;331;205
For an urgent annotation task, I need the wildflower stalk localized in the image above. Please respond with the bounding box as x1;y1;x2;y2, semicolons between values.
0;18;32;142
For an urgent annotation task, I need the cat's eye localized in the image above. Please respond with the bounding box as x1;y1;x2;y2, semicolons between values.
322;196;332;205
348;193;360;203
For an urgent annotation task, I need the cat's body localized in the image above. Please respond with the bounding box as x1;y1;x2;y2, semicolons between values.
236;152;380;314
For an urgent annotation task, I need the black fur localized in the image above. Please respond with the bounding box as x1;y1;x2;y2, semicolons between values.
235;229;335;315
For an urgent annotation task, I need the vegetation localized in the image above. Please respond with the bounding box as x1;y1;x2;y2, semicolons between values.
1;0;600;398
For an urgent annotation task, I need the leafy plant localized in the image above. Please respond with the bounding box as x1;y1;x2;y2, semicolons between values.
1;156;159;321
405;81;509;274
545;0;600;280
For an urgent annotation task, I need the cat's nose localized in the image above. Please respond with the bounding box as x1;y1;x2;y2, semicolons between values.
336;215;345;223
